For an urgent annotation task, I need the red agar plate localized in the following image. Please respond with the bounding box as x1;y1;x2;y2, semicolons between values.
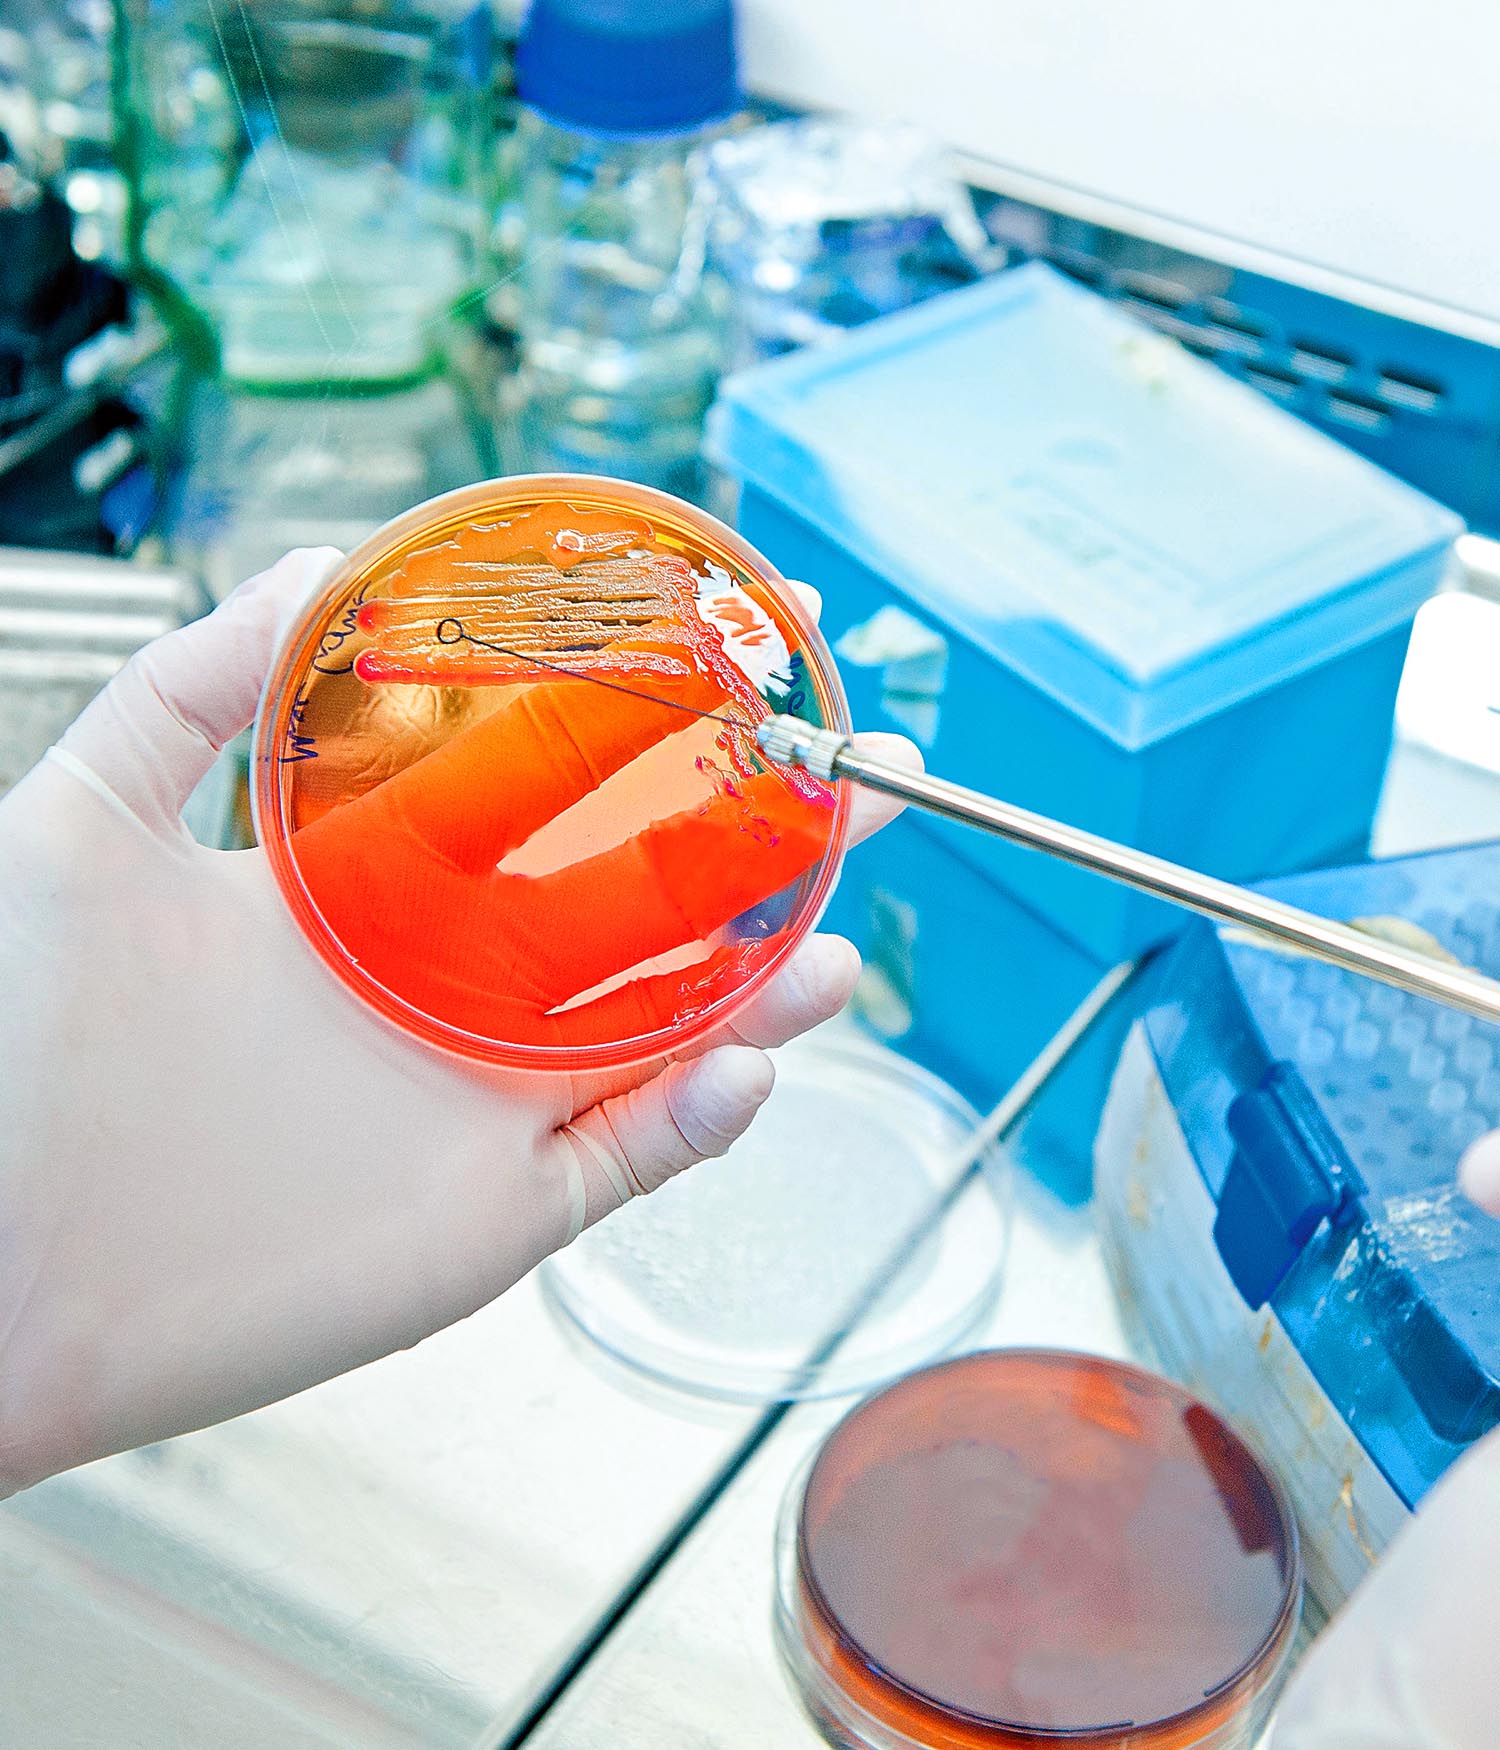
253;476;851;1071
777;1350;1302;1749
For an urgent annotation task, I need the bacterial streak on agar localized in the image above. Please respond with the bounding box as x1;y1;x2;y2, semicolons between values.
354;554;709;687
428;616;745;733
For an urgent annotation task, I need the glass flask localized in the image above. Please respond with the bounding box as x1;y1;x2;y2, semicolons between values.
173;373;493;598
116;0;486;386
0;0;125;260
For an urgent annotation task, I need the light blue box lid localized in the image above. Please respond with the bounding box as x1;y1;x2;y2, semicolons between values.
709;262;1463;749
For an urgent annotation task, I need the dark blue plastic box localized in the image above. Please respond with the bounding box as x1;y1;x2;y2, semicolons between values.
1142;840;1500;1508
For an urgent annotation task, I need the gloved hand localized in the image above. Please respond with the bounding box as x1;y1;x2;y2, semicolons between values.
0;549;916;1498
1270;1421;1500;1746
1458;1128;1500;1218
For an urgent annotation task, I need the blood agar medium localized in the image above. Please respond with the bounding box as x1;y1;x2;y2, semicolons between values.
253;477;850;1070
776;1351;1301;1750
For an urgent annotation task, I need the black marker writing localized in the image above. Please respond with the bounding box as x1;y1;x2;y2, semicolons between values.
279;686;318;763
786;647;809;715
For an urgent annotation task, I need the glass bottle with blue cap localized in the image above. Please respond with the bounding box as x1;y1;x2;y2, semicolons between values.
511;0;740;499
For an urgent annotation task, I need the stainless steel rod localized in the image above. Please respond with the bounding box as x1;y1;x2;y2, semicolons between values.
756;715;1500;1026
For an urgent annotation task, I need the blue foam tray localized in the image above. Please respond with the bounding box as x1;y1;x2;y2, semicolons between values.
1144;839;1500;1506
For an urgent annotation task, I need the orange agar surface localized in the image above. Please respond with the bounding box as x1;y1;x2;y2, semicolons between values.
254;478;849;1069
791;1351;1300;1749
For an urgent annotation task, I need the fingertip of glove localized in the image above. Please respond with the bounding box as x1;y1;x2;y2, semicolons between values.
232;547;345;626
785;578;822;622
672;1045;776;1154
797;933;861;1015
848;731;924;774
1459;1130;1500;1215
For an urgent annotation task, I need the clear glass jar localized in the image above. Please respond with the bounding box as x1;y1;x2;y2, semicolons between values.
0;0;126;261
116;0;485;386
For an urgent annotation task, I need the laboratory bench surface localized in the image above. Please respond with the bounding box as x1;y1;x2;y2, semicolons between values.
0;1128;1118;1750
5;587;1500;1748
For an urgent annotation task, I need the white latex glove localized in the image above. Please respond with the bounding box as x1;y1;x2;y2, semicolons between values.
1271;1137;1500;1745
1270;1423;1500;1746
1458;1128;1500;1219
0;548;916;1497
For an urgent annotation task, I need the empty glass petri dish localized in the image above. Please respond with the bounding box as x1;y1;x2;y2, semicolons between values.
776;1350;1302;1750
253;475;850;1071
541;1029;1008;1402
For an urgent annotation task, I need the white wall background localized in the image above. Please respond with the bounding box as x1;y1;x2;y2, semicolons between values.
739;0;1500;326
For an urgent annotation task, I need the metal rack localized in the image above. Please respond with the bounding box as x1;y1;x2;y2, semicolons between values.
965;158;1500;539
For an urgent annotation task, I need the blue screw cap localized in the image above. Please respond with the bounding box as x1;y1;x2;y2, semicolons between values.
518;0;739;138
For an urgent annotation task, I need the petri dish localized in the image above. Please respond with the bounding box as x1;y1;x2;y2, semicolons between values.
540;1029;1008;1402
253;475;851;1071
776;1350;1302;1750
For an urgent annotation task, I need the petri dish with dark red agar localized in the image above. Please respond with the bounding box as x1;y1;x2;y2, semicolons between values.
775;1350;1302;1750
253;476;851;1072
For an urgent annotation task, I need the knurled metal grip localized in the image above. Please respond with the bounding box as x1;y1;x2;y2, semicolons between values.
755;713;851;782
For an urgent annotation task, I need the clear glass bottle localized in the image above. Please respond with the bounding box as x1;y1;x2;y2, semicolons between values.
505;0;739;502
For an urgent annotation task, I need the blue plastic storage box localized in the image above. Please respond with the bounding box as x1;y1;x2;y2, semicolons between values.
1096;839;1500;1608
709;262;1462;962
